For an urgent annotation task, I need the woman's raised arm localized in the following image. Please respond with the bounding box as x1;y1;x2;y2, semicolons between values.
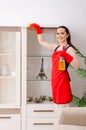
28;23;57;50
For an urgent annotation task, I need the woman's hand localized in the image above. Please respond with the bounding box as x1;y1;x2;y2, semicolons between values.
61;47;79;69
60;48;74;64
28;23;42;34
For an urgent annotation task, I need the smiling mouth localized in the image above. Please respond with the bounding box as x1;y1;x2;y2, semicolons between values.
60;38;63;39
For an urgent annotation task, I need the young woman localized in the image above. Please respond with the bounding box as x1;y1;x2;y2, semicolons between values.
28;23;80;105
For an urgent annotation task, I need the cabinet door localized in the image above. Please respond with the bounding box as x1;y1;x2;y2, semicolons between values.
0;114;20;130
27;104;57;118
0;27;20;107
27;118;57;130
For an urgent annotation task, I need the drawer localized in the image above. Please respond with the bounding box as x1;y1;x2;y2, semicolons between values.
27;104;58;118
0;114;20;130
27;117;57;130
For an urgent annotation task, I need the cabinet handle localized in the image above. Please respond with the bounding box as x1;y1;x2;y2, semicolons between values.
33;110;54;112
0;116;11;119
33;123;54;125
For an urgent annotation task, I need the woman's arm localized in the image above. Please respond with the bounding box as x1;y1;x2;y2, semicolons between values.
67;47;80;69
38;34;58;50
28;23;57;50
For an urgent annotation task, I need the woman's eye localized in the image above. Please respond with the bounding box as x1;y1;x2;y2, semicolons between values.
61;32;65;35
56;33;59;35
56;32;65;35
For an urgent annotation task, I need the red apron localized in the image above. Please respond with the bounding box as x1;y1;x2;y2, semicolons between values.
51;51;72;104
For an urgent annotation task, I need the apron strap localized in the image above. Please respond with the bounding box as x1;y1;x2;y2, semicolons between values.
65;45;71;51
54;44;71;52
54;45;60;51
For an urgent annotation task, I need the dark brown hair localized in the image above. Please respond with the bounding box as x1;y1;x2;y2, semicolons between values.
57;26;77;50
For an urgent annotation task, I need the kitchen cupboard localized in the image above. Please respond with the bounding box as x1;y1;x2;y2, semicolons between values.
0;114;20;130
0;27;21;130
26;27;59;130
0;27;20;108
27;104;59;130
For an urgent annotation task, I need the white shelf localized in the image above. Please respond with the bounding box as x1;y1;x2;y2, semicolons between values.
27;77;51;81
0;103;20;108
0;76;16;79
0;53;15;56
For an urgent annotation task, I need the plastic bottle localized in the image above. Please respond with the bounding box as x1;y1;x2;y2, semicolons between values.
58;57;65;70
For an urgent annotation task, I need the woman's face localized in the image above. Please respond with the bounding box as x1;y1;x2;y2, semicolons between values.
56;28;69;43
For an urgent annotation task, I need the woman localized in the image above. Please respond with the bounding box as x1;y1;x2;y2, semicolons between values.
28;23;80;105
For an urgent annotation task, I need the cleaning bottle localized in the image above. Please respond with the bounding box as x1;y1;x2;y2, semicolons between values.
58;56;65;70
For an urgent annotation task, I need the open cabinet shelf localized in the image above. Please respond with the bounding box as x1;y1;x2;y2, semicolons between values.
26;28;56;104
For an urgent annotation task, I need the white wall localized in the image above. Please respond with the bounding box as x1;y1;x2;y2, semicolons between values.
0;0;86;52
0;0;86;97
0;0;85;26
0;0;86;53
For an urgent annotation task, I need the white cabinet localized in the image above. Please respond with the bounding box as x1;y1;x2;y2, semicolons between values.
0;27;21;108
0;27;21;130
0;114;20;130
27;28;57;103
26;28;58;130
27;104;58;130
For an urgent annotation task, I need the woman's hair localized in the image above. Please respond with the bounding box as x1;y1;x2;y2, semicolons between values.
57;26;77;50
